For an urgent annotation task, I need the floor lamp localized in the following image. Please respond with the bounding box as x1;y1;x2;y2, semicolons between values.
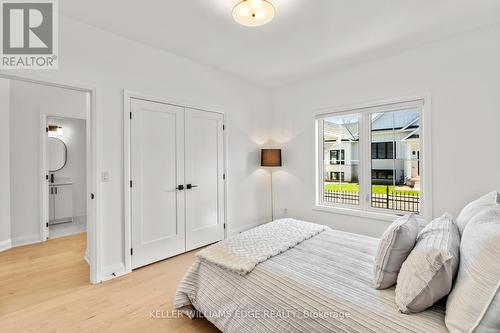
261;149;282;221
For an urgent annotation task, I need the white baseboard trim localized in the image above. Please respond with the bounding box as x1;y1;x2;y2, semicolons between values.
101;263;126;282
11;234;41;247
0;239;12;252
84;248;90;266
74;211;87;219
228;220;268;236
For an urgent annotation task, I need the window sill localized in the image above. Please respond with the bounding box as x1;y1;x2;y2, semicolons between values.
313;204;404;222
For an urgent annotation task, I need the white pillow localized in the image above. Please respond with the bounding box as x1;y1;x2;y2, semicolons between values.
373;214;419;290
445;207;500;333
395;213;460;313
455;191;500;235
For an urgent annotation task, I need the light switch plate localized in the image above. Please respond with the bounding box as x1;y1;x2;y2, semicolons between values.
101;171;110;182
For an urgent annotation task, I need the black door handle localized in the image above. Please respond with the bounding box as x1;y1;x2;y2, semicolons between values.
176;185;184;190
186;184;198;189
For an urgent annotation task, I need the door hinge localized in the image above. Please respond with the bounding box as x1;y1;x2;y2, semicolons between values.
46;174;49;180
223;174;226;180
46;222;49;228
130;248;134;256
91;193;95;199
223;223;226;229
129;112;132;119
46;127;49;132
130;180;133;188
223;124;225;130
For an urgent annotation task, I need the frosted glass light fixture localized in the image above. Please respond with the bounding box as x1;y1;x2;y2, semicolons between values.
232;0;275;27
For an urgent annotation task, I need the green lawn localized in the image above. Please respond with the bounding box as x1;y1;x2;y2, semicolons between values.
324;182;419;195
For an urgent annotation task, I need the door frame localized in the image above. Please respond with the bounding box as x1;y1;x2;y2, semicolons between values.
1;72;102;284
41;113;87;240
123;89;228;273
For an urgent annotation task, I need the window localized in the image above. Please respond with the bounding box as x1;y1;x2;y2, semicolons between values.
330;149;345;165
317;98;427;217
330;171;345;181
371;170;394;181
371;142;394;159
321;113;360;205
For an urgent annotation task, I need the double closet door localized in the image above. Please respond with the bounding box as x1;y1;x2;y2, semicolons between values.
130;98;225;269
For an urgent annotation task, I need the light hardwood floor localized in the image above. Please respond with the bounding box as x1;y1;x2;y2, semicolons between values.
0;233;219;332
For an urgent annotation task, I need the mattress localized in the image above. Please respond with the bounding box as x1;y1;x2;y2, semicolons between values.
175;229;447;333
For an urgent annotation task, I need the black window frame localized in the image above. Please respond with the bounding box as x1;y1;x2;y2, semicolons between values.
330;149;345;165
371;142;395;159
330;171;345;181
371;169;394;180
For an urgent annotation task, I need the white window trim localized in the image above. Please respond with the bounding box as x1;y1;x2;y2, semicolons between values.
314;94;432;222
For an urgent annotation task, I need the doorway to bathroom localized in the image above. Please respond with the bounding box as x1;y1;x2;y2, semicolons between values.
0;73;100;284
43;115;87;239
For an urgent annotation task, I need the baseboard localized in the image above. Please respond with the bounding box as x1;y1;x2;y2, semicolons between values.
101;262;127;282
0;239;12;252
84;248;90;266
74;211;87;219
11;234;41;247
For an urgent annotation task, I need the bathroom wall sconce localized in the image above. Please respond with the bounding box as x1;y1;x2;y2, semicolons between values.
48;125;63;136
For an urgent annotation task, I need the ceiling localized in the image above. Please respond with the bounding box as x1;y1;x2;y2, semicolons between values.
61;0;500;87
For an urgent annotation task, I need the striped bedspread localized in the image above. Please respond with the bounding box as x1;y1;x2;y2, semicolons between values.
174;229;447;333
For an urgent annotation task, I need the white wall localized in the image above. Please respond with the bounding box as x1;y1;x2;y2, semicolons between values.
2;16;272;277
48;117;87;217
9;81;87;246
7;15;497;278
0;78;11;251
271;24;500;237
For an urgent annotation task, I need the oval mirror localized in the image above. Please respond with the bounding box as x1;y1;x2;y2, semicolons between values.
48;137;67;171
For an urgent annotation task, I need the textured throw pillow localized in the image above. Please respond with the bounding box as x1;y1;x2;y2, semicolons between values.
373;214;419;290
445;208;500;333
395;213;460;313
455;191;500;235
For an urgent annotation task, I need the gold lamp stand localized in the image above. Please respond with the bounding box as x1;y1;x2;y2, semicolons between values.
261;149;282;222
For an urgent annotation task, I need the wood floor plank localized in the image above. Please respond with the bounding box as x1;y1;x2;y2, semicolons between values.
0;233;219;332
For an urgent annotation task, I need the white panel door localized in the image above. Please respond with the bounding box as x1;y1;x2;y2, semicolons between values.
131;98;185;269
185;108;224;251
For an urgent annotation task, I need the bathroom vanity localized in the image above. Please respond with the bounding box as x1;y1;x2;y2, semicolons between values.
49;181;73;225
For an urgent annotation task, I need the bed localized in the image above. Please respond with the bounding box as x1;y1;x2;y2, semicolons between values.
175;226;447;333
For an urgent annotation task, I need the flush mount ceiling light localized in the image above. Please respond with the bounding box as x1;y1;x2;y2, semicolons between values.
232;0;275;27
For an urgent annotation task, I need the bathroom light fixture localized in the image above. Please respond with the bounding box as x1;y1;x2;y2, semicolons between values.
48;125;63;136
233;0;275;27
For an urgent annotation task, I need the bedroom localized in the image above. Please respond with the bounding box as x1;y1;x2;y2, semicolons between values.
0;1;499;332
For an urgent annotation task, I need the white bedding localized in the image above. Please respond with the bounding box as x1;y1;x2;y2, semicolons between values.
175;228;447;333
197;219;329;275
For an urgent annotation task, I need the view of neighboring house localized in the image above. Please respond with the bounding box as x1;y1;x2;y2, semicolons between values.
324;108;420;187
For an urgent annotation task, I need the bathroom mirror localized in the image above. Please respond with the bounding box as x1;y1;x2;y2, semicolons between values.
48;137;67;171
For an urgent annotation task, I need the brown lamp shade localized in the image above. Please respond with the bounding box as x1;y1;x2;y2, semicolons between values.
261;149;282;167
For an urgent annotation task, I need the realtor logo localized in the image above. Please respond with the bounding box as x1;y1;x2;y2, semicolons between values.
1;0;58;69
